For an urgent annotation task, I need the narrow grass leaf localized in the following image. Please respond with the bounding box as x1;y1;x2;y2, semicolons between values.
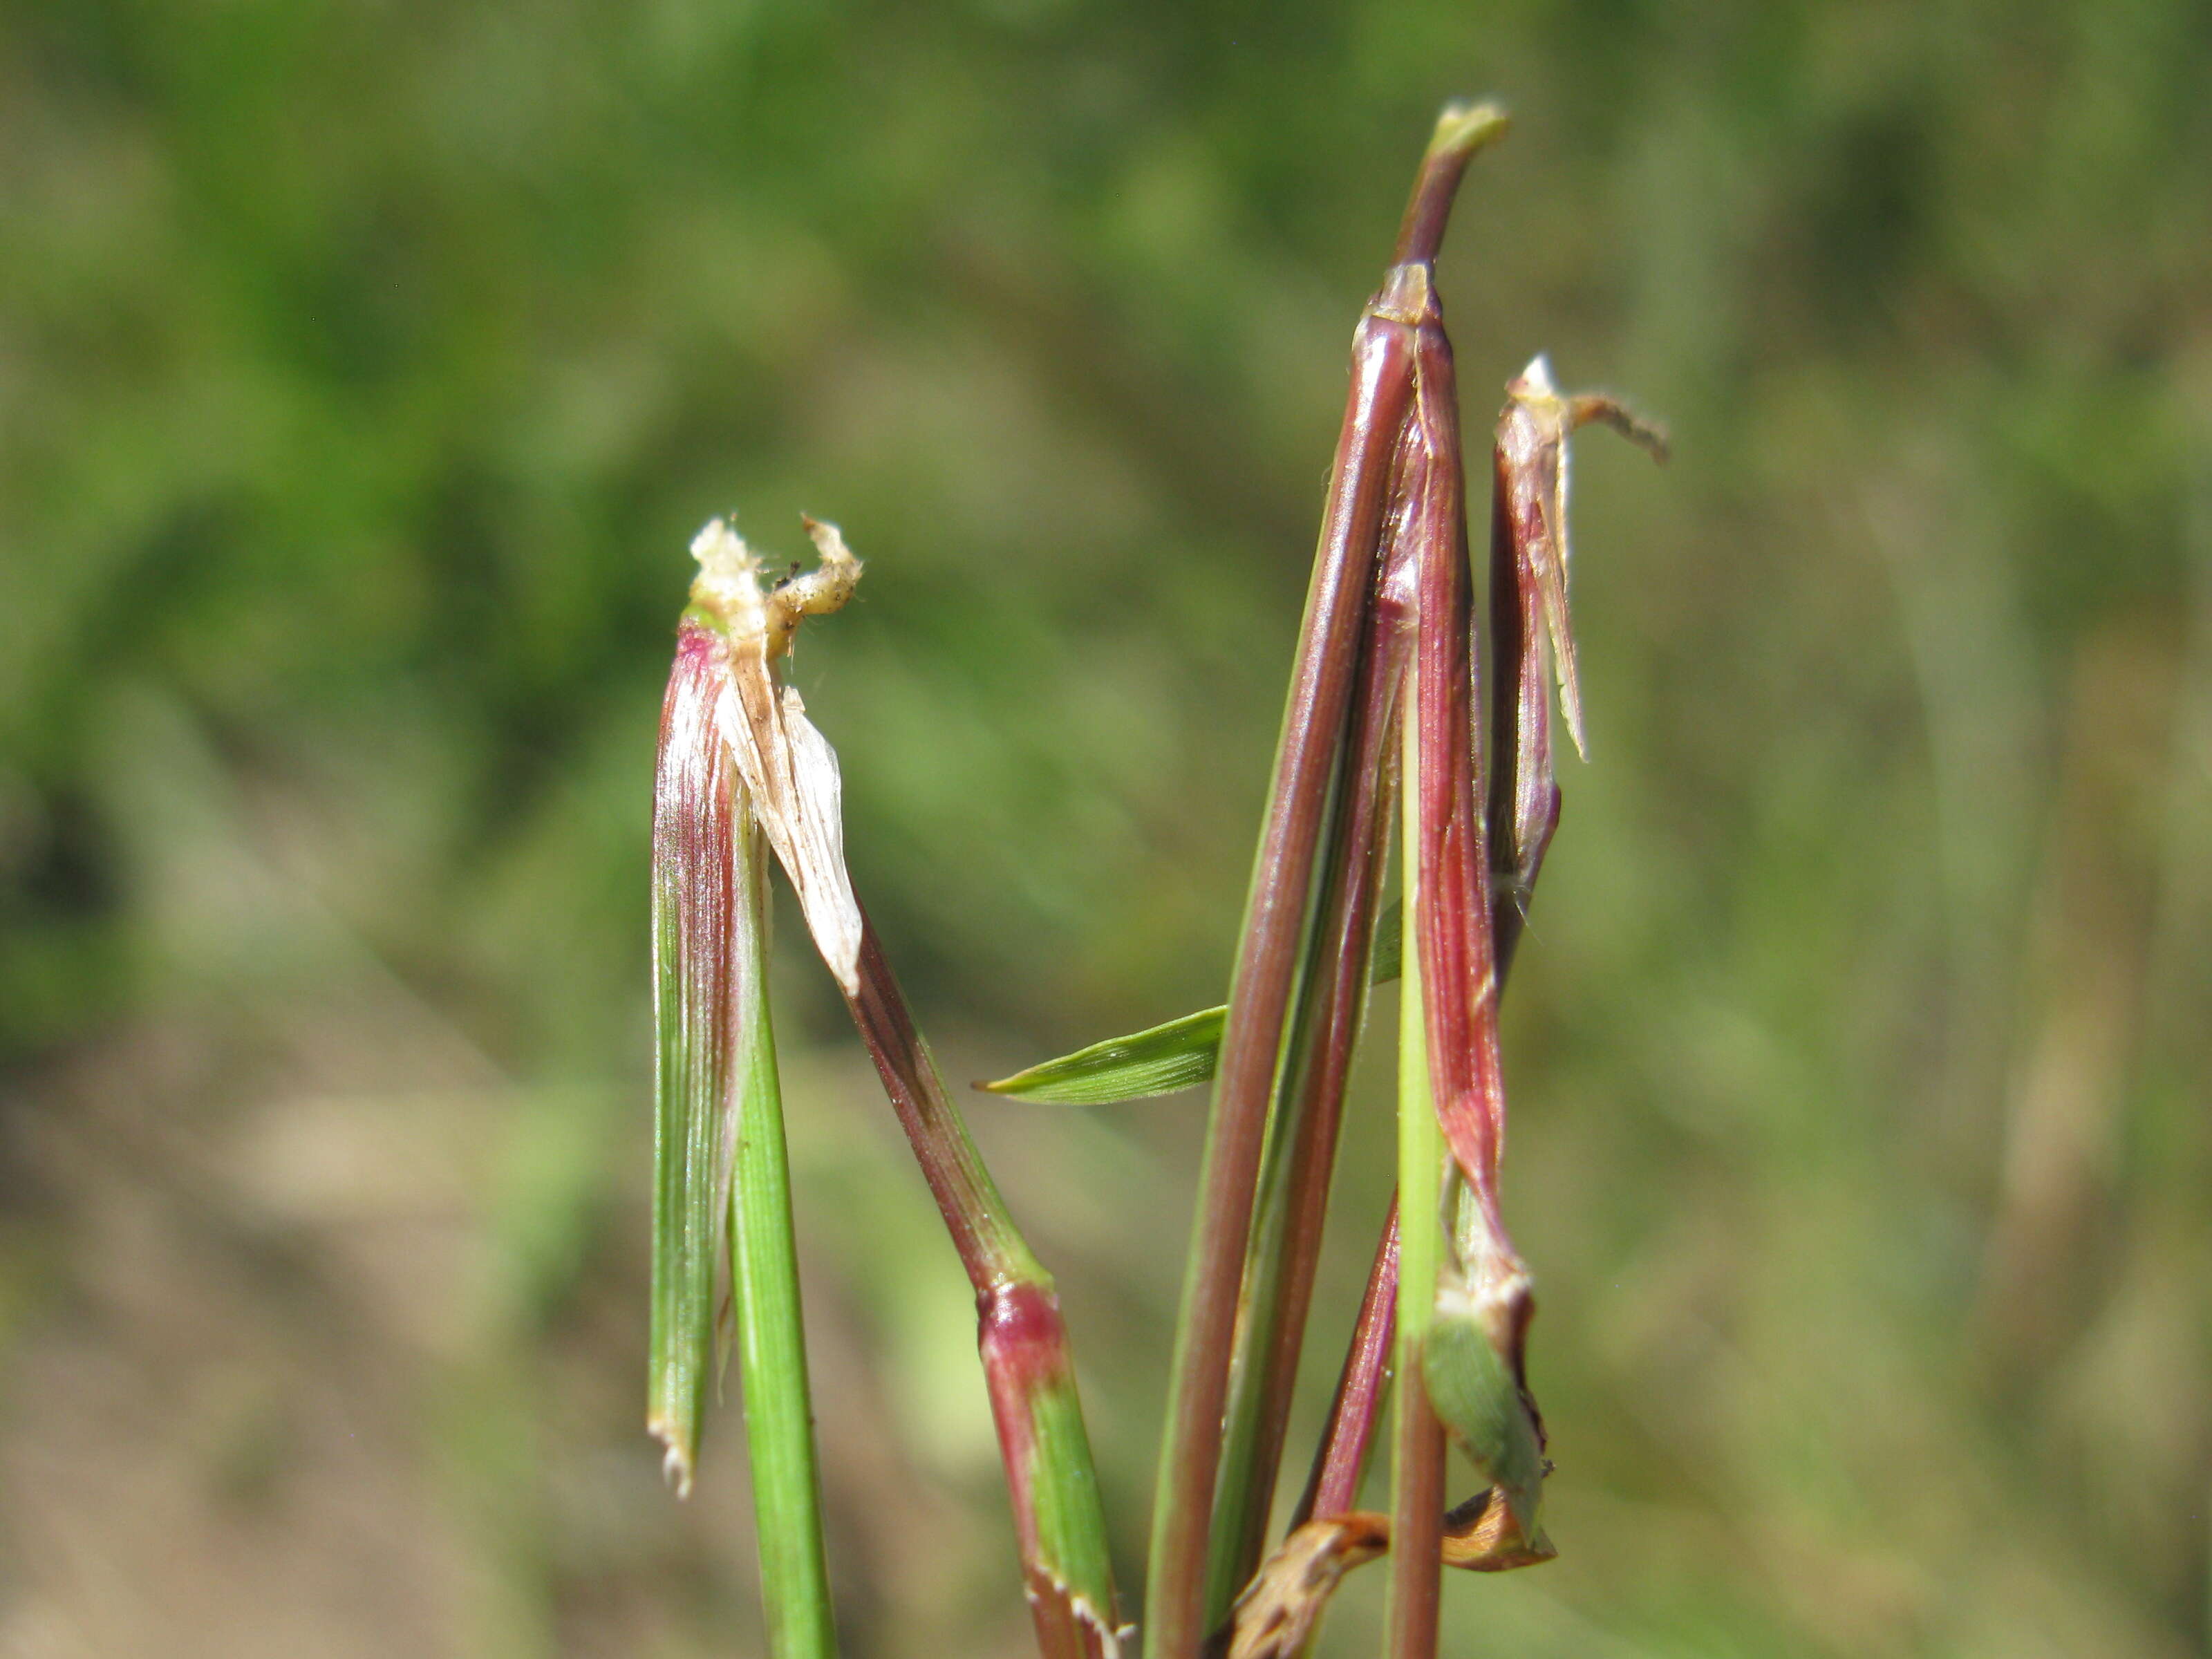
978;904;1401;1108
981;1005;1228;1104
725;811;841;1656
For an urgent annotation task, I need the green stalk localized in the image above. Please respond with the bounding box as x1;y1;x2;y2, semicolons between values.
1386;615;1450;1659
729;818;838;1658
843;913;1122;1659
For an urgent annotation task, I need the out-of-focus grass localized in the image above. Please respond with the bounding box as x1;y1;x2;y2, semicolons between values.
2;3;2208;1656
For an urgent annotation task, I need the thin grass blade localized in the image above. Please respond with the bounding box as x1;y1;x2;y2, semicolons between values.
978;904;1403;1108
727;812;840;1656
982;1005;1228;1104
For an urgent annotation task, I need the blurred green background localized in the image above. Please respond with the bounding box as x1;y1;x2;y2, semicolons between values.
3;1;2208;1655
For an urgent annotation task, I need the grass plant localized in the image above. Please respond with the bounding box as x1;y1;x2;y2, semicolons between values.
648;100;1657;1659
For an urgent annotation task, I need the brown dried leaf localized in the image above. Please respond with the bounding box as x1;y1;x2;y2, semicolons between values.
1439;1484;1555;1573
688;517;866;993
1226;1512;1389;1659
1495;355;1667;758
1225;1489;1553;1658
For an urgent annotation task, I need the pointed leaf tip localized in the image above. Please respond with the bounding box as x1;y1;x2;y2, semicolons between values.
982;903;1405;1107
980;1004;1229;1104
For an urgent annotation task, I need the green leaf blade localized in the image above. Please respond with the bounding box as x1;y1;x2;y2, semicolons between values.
728;816;840;1657
979;903;1398;1112
980;1005;1228;1105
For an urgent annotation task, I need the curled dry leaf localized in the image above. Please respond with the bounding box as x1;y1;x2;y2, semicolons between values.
688;516;867;993
1495;355;1668;758
1226;1487;1554;1659
1227;1512;1389;1659
1438;1485;1555;1573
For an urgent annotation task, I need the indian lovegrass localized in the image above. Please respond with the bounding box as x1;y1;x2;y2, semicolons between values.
648;100;1659;1659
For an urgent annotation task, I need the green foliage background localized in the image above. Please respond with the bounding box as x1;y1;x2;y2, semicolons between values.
3;3;2209;1655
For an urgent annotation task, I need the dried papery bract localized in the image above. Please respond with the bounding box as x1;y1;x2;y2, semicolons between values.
1493;355;1668;763
692;516;866;993
1226;1488;1559;1659
1227;1512;1389;1659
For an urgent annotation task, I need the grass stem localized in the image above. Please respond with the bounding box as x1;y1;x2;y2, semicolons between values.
843;910;1122;1659
1387;700;1447;1656
1142;102;1503;1659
